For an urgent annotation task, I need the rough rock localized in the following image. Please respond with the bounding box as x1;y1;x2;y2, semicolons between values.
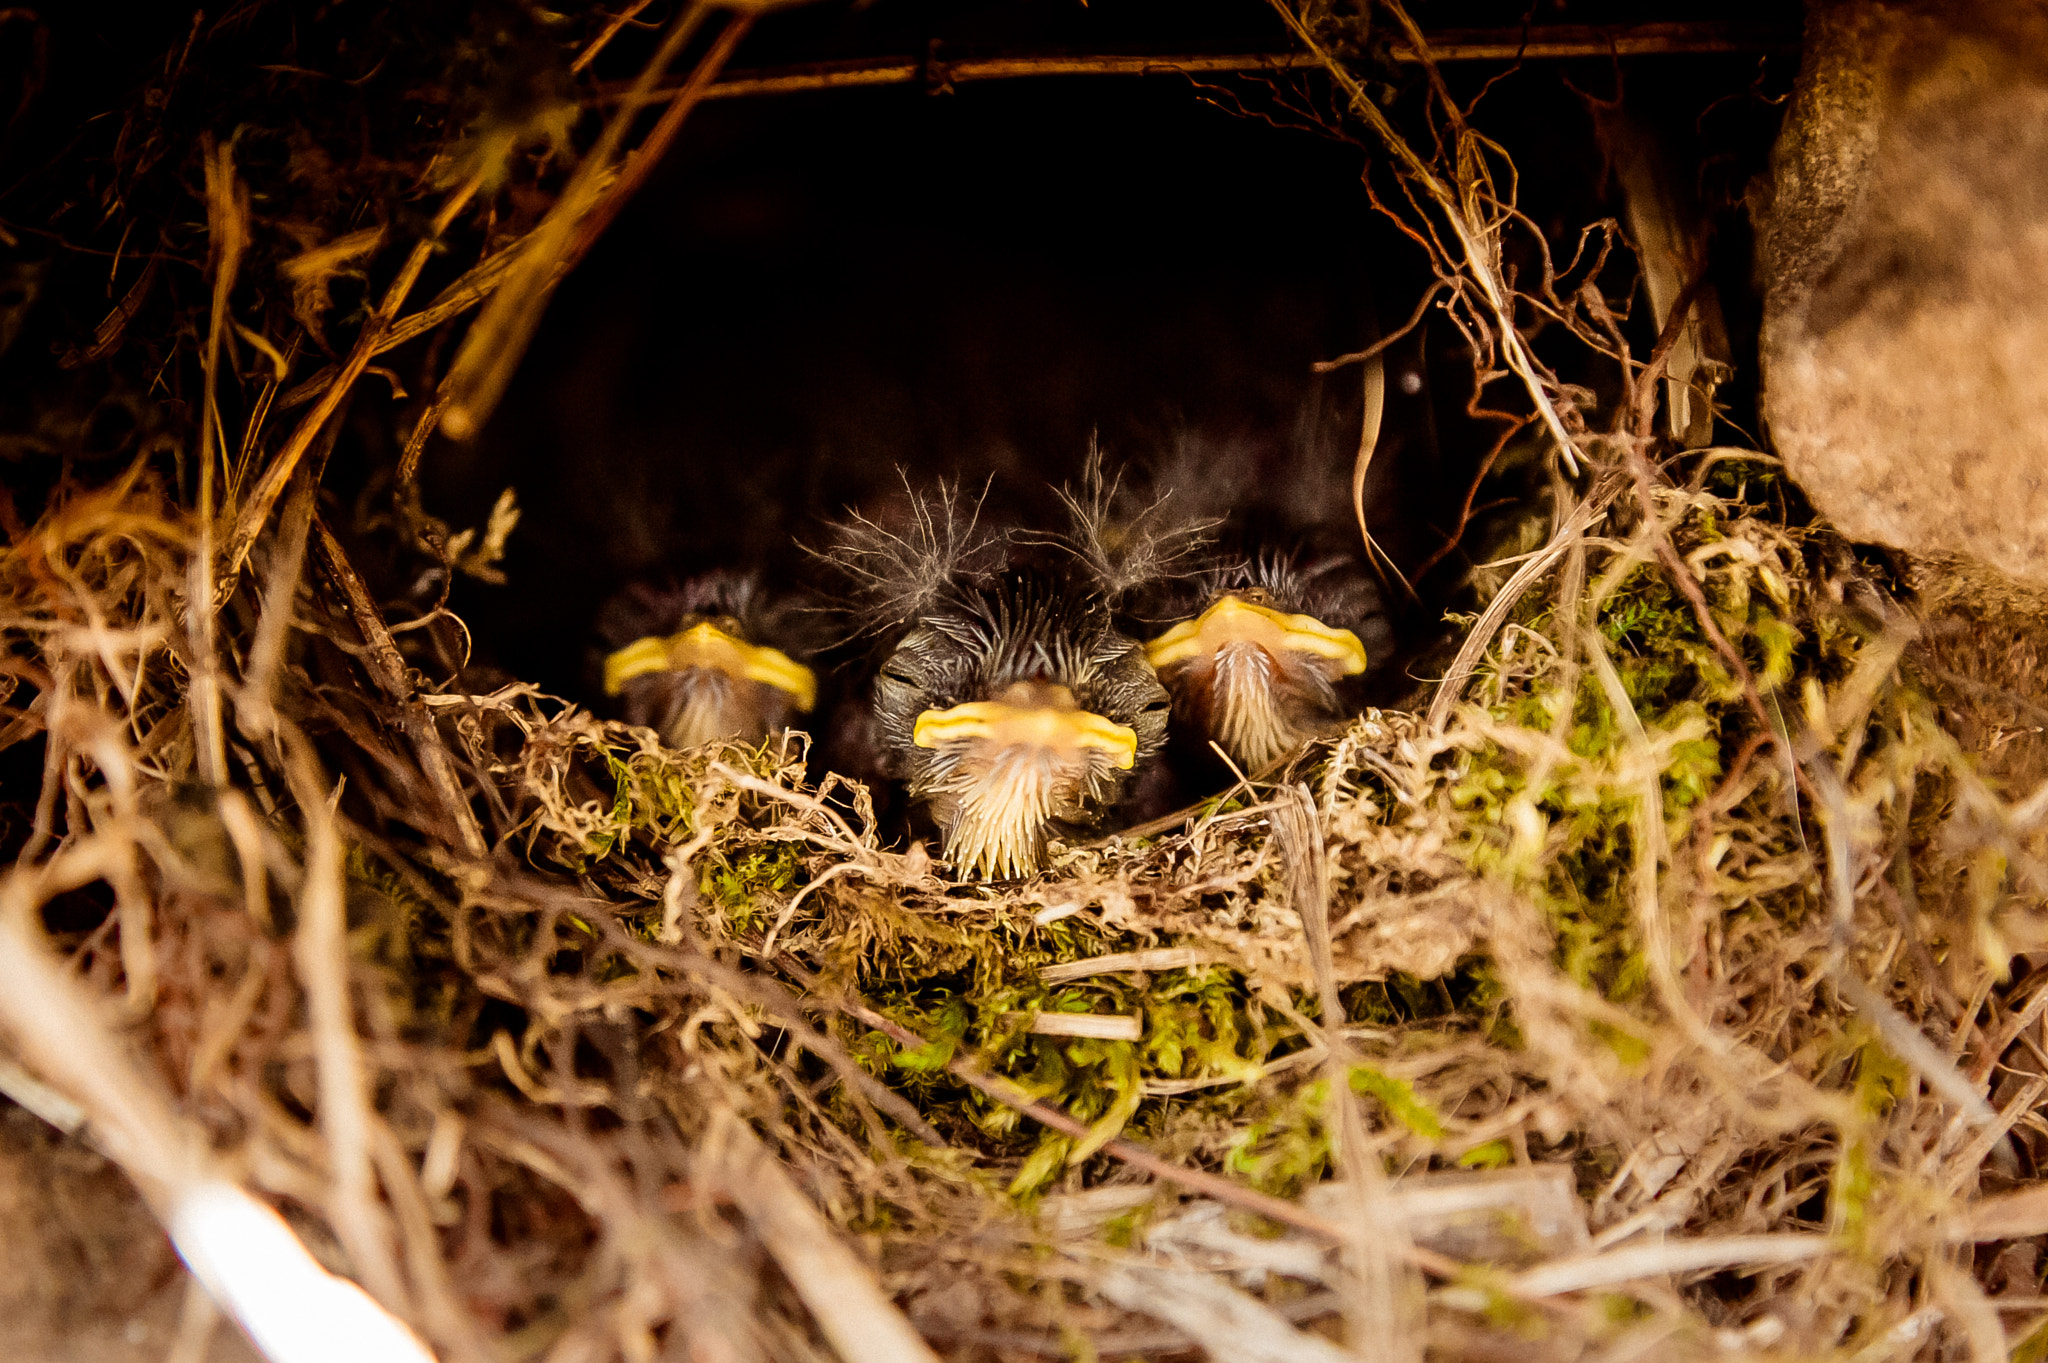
1758;1;2048;585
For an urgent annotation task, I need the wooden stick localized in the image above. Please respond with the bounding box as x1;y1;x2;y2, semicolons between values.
683;23;1796;101
310;517;487;857
218;178;480;592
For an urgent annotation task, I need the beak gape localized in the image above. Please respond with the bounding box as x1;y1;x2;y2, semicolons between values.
603;622;817;749
1146;594;1368;769
911;691;1139;880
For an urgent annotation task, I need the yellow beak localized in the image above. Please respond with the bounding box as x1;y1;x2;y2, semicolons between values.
602;622;817;712
1144;595;1368;676
912;701;1139;770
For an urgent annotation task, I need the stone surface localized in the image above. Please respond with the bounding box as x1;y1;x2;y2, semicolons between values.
1758;1;2048;585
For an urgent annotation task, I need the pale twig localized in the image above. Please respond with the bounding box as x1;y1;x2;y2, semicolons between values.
368;1120;496;1363
478;1105;768;1363
1507;1234;1832;1297
189;136;247;790
1423;481;1620;732
1349;320;1416;603
0;851;433;1360
1038;947;1232;983
286;743;413;1312
706;1111;945;1363
1093;1263;1357;1363
1805;750;1995;1124
1270;0;1586;475
571;0;658;73
1275;785;1420;1363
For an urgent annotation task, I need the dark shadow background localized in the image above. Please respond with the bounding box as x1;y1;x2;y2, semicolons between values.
429;70;1444;700
0;0;1796;713
407;3;1795;706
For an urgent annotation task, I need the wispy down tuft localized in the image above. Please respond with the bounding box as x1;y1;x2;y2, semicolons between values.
819;474;1010;637
1052;437;1218;602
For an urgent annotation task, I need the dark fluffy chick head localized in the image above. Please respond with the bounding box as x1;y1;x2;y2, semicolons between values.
871;569;1168;880
1144;547;1390;770
594;569;818;750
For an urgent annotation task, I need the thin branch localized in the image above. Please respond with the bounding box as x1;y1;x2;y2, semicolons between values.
689;24;1796;100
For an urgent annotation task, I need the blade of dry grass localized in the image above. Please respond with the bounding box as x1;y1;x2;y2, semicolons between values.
1507;1234;1833;1296
707;1111;945;1363
218;176;482;592
1268;0;1587;476
1095;1263;1360;1363
1276;785;1420;1363
310;516;486;856
436;3;738;442
1424;481;1618;732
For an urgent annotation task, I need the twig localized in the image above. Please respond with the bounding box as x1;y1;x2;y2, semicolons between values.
1806;749;1995;1124
1272;0;1587;475
571;0;658;74
619;923;947;1149
437;3;736;441
218;177;481;591
691;24;1797;99
1275;786;1421;1363
276;238;526;414
1423;480;1620;732
1093;1264;1357;1363
777;952;1459;1265
1507;1234;1832;1297
287;739;414;1311
705;1112;945;1363
310;516;487;856
189;136;247;790
0;851;434;1360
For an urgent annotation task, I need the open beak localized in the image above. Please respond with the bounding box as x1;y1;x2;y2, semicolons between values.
1145;596;1367;676
604;622;817;710
912;700;1137;768
603;622;817;748
1144;595;1367;769
911;699;1139;879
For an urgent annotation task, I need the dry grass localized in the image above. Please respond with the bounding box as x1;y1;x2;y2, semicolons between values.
5;3;2048;1362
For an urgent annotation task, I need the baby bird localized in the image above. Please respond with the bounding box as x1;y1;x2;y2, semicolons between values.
1063;445;1392;774
1143;546;1388;770
833;485;1168;880
592;569;818;749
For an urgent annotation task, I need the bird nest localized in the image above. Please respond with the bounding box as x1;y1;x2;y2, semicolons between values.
7;5;2048;1362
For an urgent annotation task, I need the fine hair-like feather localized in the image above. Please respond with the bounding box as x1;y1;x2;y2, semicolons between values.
819;475;1011;639
1051;437;1218;604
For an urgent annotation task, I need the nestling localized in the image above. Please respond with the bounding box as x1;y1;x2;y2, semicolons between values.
592;570;818;749
1143;547;1388;770
831;485;1168;880
1062;443;1392;773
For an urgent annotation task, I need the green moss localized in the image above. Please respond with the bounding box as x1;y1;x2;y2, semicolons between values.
1225;1078;1332;1197
2011;1315;2048;1363
1457;1139;1513;1169
702;843;803;935
1349;1066;1445;1140
1589;1020;1652;1070
1831;1137;1874;1247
